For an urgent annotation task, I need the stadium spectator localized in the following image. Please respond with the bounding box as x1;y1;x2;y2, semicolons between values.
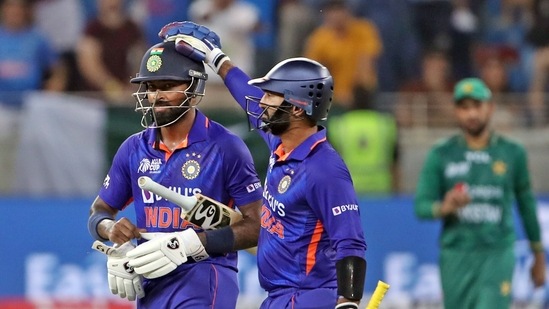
76;0;146;104
329;94;400;195
0;0;66;108
414;77;546;309
189;0;260;83
129;0;192;46
34;0;85;92
475;45;525;129
526;0;549;127
276;0;316;61
396;48;455;128
304;0;382;111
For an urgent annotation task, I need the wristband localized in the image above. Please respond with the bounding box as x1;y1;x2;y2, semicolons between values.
88;211;113;241
204;227;235;254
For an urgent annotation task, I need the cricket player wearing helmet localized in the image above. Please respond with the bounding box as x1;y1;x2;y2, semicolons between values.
87;39;263;308
159;21;368;309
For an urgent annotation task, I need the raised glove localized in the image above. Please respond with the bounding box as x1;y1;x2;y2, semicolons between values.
92;240;145;301
158;21;230;73
127;229;209;279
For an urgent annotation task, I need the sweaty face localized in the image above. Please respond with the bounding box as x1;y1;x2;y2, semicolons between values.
146;80;192;127
454;98;493;137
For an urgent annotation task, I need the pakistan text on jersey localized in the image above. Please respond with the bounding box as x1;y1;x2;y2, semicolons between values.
456;203;502;223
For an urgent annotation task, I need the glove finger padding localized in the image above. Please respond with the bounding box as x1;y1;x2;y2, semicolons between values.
159;21;222;48
92;240;145;301
127;230;209;279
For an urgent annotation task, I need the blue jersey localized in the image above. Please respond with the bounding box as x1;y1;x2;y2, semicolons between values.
224;68;367;292
99;110;263;273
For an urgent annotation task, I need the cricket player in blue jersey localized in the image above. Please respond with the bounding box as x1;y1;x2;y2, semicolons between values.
87;39;263;308
159;22;368;309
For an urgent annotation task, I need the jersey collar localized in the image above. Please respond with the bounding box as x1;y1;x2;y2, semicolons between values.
274;126;327;162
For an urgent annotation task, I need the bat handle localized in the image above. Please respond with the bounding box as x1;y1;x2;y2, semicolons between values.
365;280;390;309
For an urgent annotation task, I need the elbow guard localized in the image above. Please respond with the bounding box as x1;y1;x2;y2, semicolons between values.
336;256;366;301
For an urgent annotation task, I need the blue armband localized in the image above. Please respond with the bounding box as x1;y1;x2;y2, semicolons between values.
204;227;235;254
87;211;113;241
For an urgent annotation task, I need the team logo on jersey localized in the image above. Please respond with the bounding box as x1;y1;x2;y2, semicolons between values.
278;175;291;194
146;55;162;72
492;160;506;175
182;160;200;180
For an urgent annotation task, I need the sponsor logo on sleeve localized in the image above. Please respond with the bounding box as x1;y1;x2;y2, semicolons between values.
246;181;262;193
332;204;359;216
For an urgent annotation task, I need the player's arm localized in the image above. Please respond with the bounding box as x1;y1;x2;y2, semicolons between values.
414;148;470;219
512;146;546;287
88;196;142;245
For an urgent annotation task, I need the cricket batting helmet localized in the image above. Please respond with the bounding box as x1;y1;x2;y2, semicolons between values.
131;40;208;94
248;57;333;122
131;40;208;128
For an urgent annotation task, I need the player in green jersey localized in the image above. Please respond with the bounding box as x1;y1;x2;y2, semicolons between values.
414;78;546;308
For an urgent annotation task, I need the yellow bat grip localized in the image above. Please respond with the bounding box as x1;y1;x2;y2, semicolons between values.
365;280;390;309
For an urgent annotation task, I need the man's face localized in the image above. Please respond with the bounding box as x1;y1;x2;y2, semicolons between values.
259;91;292;135
146;80;192;127
454;98;494;137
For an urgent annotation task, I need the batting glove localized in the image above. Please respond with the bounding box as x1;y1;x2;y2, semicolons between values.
91;240;145;301
126;229;209;279
158;21;230;73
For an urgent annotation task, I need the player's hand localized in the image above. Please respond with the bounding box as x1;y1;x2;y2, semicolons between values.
106;217;145;246
127;229;209;279
92;240;145;301
531;251;546;287
158;21;229;73
439;182;471;216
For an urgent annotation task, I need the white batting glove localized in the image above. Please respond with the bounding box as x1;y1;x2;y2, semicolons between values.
91;240;145;301
126;229;209;279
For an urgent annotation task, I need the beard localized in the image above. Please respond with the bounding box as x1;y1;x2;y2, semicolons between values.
462;119;488;137
153;99;190;127
261;106;292;135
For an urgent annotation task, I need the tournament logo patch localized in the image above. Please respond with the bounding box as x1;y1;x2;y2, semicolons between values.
278;175;291;194
146;55;162;72
182;160;200;180
492;160;506;175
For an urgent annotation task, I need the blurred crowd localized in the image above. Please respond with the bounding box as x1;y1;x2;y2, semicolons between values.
1;0;548;123
1;0;548;195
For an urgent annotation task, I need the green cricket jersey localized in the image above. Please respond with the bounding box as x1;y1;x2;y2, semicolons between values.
414;133;541;250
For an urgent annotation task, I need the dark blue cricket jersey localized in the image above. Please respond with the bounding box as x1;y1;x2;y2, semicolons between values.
99;110;263;272
224;68;367;292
